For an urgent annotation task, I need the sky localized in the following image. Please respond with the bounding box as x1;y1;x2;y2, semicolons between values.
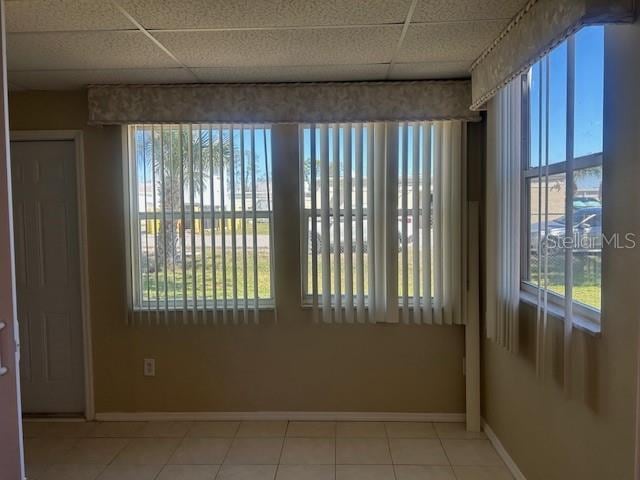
529;25;604;167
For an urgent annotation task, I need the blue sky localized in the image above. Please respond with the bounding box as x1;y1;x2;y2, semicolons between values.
530;25;604;167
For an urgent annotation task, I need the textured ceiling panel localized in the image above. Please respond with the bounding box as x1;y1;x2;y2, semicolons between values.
390;61;471;80
117;0;411;29
398;20;507;63
156;27;401;68
7;31;178;70
5;0;133;32
193;64;388;83
413;0;528;22
8;68;195;90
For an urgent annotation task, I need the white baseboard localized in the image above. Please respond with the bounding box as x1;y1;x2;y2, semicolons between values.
95;411;466;423
482;420;527;480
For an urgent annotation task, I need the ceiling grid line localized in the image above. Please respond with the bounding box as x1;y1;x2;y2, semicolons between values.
386;0;419;79
110;0;201;82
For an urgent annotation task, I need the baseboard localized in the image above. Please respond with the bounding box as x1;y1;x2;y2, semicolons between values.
95;411;466;423
482;420;527;480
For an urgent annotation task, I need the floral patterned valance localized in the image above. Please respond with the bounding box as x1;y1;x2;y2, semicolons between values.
87;81;479;125
470;0;635;110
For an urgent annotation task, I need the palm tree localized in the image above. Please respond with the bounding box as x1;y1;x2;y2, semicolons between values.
141;125;232;270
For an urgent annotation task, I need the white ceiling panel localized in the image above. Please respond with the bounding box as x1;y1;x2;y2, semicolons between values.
5;0;134;32
398;20;507;64
155;26;401;68
413;0;527;23
193;64;388;83
8;31;178;71
8;68;195;90
390;61;471;80
117;0;412;29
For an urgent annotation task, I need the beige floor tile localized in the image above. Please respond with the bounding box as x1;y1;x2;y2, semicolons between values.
96;464;163;480
112;437;181;465
216;464;277;479
24;438;78;464
157;464;221;480
394;465;456;479
335;465;395;480
336;422;386;438
59;438;128;464
224;438;284;464
287;422;336;438
188;422;241;438
236;421;288;437
389;439;449;465
137;421;192;437
276;465;335;480
280;438;335;465
385;422;437;439
22;422;50;438
441;440;503;466
41;464;105;480
434;424;486;440
453;465;513;480
91;422;147;438
169;438;232;464
335;438;391;465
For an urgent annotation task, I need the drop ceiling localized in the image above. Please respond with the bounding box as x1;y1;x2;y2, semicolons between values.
6;0;528;91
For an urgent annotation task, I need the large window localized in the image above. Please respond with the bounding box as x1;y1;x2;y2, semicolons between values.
522;26;604;319
299;121;464;325
126;124;273;319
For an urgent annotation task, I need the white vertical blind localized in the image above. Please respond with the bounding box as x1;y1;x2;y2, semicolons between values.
126;124;274;325
300;121;465;325
485;76;521;352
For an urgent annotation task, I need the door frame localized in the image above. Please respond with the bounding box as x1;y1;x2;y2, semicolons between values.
10;130;94;420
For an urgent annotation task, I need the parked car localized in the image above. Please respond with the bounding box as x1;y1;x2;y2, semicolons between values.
306;214;425;253
530;206;601;254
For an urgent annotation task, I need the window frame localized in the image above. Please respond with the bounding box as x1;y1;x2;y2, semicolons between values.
519;33;603;327
123;124;276;313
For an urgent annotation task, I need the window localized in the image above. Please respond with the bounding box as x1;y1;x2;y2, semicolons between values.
299;121;464;325
126;124;273;322
522;26;604;319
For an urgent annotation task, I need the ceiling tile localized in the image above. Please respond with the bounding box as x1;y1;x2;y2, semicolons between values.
412;0;528;23
5;0;134;32
7;31;179;70
389;62;471;80
155;27;401;68
8;68;195;90
193;64;388;83
118;0;411;29
398;20;507;64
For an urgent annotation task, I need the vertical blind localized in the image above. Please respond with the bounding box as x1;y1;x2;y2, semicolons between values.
485;76;521;352
126;124;274;325
300;121;466;325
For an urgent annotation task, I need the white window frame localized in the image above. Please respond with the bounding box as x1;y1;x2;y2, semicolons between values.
123;124;275;314
519;34;603;328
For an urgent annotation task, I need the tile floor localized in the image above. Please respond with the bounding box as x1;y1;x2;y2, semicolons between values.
22;420;513;480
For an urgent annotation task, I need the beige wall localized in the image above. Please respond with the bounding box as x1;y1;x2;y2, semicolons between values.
482;22;640;480
8;91;466;414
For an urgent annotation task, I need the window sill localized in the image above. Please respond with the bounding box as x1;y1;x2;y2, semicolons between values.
519;290;601;336
132;305;275;313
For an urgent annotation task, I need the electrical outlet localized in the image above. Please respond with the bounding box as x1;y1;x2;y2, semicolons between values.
143;358;155;377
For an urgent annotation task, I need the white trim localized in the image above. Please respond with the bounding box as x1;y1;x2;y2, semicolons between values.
482;420;528;480
95;411;465;423
9;130;95;421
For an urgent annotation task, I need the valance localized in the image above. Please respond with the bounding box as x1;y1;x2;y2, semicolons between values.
470;0;635;110
87;81;479;125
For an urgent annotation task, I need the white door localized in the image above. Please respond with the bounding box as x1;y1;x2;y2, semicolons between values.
0;0;25;477
11;140;85;414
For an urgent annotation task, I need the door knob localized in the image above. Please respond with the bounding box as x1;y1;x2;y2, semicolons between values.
0;321;8;376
